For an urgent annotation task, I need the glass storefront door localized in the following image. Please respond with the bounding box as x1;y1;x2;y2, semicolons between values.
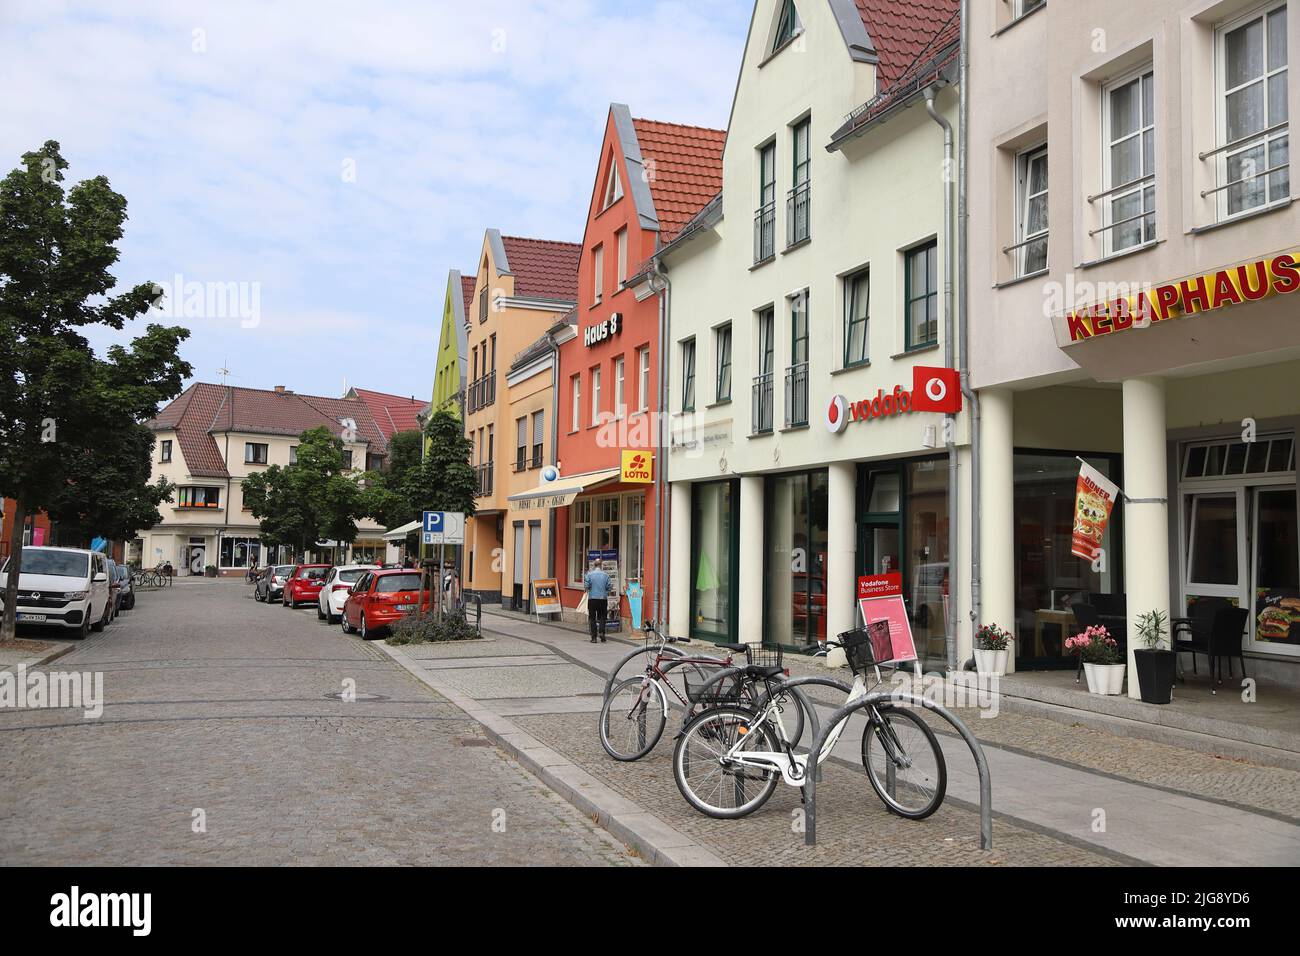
690;480;738;642
764;470;828;648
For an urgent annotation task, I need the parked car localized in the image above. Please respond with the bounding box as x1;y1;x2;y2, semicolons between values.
105;558;122;622
317;564;378;624
0;546;114;639
283;564;331;608
114;563;135;611
254;565;296;603
341;568;425;640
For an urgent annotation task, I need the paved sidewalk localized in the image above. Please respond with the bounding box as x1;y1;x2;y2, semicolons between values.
437;607;1300;866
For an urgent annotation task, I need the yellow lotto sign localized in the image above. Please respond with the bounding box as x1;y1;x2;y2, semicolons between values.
620;450;653;483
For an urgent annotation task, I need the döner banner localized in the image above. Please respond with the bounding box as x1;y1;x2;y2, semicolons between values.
1070;461;1120;561
1056;249;1300;346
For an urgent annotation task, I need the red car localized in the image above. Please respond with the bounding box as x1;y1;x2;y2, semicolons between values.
282;564;331;608
340;568;425;639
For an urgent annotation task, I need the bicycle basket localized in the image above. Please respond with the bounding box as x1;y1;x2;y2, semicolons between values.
744;644;784;671
839;627;881;675
683;668;746;705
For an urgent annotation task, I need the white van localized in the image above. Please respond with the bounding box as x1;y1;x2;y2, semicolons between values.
0;546;114;638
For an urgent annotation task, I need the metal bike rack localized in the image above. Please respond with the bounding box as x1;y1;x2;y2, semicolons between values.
802;690;993;850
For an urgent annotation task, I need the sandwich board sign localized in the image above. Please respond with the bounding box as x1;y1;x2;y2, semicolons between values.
532;578;562;622
422;511;465;545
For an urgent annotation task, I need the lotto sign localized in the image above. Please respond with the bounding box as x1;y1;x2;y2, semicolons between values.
421;511;465;545
620;449;653;483
911;366;962;414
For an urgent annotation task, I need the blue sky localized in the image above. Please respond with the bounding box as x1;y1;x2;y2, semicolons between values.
1;0;750;401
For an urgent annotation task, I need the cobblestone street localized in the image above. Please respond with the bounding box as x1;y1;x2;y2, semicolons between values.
0;580;638;866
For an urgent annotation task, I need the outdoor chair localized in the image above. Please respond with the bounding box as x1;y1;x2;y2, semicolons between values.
1177;605;1249;695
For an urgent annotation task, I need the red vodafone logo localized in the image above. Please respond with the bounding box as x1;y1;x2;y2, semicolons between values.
827;395;849;433
910;366;962;414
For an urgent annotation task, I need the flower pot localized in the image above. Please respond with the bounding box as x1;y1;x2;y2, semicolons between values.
1083;662;1126;695
974;648;1008;676
1134;648;1175;704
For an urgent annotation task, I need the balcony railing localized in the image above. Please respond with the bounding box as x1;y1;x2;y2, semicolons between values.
475;462;494;498
753;202;775;264
786;181;810;247
784;362;808;428
1198;120;1291;220
752;372;774;435
466;370;497;414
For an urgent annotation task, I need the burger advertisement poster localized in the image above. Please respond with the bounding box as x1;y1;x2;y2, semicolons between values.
1070;461;1120;561
1256;590;1300;646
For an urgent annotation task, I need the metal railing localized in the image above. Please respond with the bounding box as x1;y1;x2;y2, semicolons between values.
784;362;808;427
786;181;810;247
753;202;775;264
752;372;774;435
467;371;497;413
474;462;494;498
1199;121;1290;209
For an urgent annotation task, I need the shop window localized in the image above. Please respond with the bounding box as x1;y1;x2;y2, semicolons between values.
219;536;261;569
764;470;828;648
569;499;592;586
904;241;938;350
691;480;737;640
1014;145;1049;275
1182;435;1294;478
1101;68;1155;254
843;268;869;368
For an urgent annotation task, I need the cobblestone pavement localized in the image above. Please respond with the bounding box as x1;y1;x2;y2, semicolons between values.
0;580;639;866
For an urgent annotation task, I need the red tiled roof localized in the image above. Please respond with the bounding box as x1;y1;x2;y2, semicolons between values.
499;235;581;301
348;387;426;439
149;383;390;478
460;274;475;317
855;0;958;91
631;119;726;244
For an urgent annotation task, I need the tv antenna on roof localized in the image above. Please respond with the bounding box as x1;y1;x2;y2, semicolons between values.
218;358;234;386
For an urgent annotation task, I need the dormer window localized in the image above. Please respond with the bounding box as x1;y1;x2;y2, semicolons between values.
771;0;801;53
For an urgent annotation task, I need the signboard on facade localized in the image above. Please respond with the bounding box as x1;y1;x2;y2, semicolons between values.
910;366;962;413
422;511;465;545
620;449;653;483
1070;461;1119;561
531;578;562;618
1054;249;1300;347
583;312;622;347
857;572;903;598
826;384;920;432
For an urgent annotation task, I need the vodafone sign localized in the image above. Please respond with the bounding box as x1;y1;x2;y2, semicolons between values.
911;366;962;413
825;366;960;433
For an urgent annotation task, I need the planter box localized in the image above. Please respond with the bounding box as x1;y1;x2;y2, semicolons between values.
974;648;1008;676
1083;662;1126;695
1134;648;1176;704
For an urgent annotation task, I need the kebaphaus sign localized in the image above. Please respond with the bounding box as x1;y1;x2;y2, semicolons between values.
1054;249;1300;347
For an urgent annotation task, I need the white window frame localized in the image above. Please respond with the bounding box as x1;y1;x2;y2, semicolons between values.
614;355;626;418
1101;66;1155;255
616;227;628;288
1014;144;1049;276
602;161;623;209
567;491;646;587
637;346;650;412
591;365;602;425
570;373;581;431
592;244;604;304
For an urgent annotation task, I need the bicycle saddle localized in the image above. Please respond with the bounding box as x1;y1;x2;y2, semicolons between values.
744;664;785;679
716;643;750;653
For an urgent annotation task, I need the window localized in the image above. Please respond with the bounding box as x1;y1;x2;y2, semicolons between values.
515;416;528;471
570;499;592;585
753;308;774;434
681;339;696;412
478;287;487;323
904;241;939;349
637;346;651;412
531;411;545;467
844;268;870;367
715;323;733;403
755;141;777;263
245;442;268;464
614;355;626;417
289;445;298;465
571;373;581;431
771;0;801;52
1216;3;1289;217
786;291;809;427
341;450;353;470
1103;69;1155;253
616;228;628;287
603;159;623;209
160;439;172;463
568;492;645;587
219;536;261;569
1015;0;1045;17
178;486;221;509
592;244;604;303
1016;145;1049;274
591;366;602;425
789;117;811;246
489;333;497;371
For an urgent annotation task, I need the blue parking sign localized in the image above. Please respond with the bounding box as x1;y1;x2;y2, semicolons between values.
423;511;443;534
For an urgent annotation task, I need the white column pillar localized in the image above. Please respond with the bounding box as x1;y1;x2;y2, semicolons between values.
738;475;764;645
668;481;691;639
1122;376;1170;699
826;461;856;668
979;388;1016;672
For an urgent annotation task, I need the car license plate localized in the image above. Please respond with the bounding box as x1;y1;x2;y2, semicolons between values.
396;604;416;611
17;613;47;622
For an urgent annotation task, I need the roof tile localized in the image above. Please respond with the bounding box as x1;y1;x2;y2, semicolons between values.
631;119;725;244
499;236;581;301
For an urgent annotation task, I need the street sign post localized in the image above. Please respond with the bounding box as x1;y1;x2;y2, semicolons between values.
421;512;465;617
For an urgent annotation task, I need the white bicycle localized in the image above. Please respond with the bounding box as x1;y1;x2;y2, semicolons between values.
672;632;947;820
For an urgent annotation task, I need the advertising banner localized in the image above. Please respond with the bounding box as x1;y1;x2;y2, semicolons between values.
856;594;918;664
1070;461;1120;560
857;572;903;598
531;578;562;619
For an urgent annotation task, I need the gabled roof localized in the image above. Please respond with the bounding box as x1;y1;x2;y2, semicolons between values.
346;387;427;439
631;118;726;244
460;274;475;317
497;235;581;301
150;383;389;479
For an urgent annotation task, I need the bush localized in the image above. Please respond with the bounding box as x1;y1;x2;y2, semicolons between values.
387;610;479;645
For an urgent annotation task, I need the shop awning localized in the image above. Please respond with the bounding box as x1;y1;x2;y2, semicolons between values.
381;519;421;542
507;468;621;510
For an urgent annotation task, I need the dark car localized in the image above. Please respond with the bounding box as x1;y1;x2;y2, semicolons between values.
254;565;296;603
114;564;135;611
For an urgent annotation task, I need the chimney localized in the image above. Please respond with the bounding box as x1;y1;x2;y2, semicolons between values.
274;385;286;394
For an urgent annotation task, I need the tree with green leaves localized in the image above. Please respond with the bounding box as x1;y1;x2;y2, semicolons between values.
403;410;477;518
241;426;364;560
0;141;191;641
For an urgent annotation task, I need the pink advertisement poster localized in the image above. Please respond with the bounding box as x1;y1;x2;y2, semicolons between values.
32;527;45;546
856;595;918;664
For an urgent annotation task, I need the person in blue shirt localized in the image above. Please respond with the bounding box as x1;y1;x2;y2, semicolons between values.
583;560;613;643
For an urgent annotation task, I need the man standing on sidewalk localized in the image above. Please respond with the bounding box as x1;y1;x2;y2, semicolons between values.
584;559;612;643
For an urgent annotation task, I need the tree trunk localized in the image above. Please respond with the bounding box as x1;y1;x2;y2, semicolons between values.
1;495;28;642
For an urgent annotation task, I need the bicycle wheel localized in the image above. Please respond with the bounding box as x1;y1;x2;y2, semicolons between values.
752;683;808;751
673;705;780;819
599;677;668;761
861;705;946;819
603;644;686;699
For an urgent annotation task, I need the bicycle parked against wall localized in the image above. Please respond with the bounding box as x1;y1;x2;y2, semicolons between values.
672;629;946;820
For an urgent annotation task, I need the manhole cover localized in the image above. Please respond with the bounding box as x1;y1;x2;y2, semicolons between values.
323;691;390;701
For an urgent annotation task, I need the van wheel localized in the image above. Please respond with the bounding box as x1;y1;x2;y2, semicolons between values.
77;613;92;640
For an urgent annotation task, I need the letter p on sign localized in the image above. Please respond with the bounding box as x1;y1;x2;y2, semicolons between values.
911;366;962;414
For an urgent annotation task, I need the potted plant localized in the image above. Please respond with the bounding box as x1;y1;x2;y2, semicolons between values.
974;624;1012;676
1065;625;1125;695
1133;609;1174;705
204;564;218;578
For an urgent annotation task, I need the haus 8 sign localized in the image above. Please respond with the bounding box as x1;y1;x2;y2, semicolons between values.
583;312;621;347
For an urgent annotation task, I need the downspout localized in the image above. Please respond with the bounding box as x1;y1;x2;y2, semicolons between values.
959;0;981;646
924;85;958;673
648;258;671;631
546;329;559;578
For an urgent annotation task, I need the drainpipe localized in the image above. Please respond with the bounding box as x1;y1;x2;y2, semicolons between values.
648;259;671;631
959;0;981;647
924;85;958;674
546;329;559;578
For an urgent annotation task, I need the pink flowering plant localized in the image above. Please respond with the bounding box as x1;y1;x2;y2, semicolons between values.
1065;625;1121;664
974;624;1012;651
